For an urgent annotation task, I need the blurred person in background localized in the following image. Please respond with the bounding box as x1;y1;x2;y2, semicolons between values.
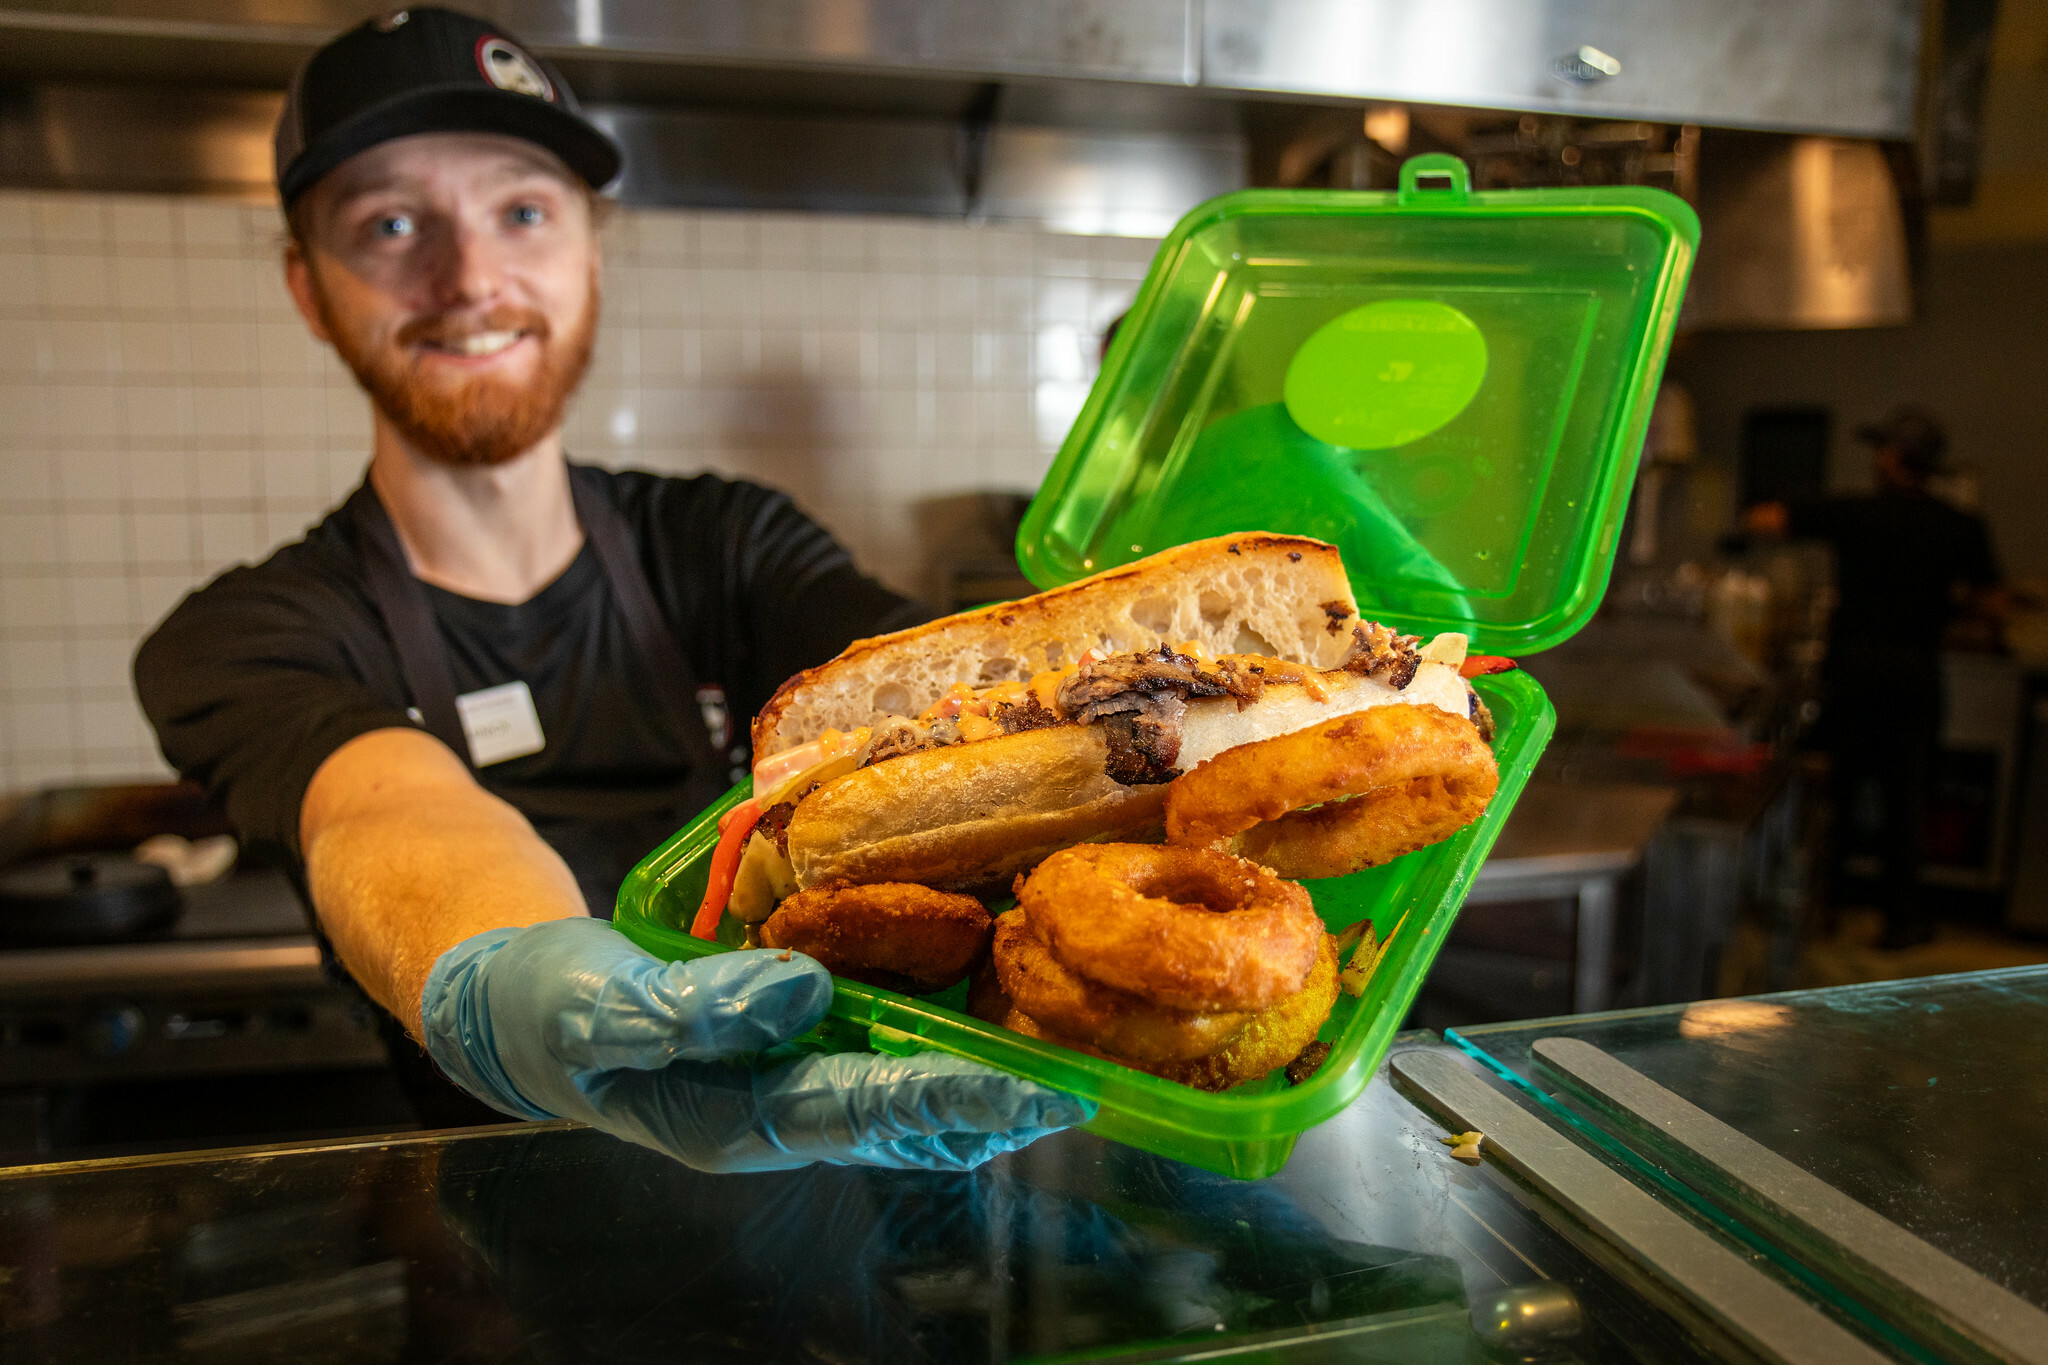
1746;404;2005;947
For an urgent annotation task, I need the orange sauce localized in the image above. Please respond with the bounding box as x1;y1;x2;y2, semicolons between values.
976;679;1028;707
1216;654;1331;703
751;725;870;791
918;667;1077;724
954;712;1002;742
917;683;979;722
1027;664;1076;713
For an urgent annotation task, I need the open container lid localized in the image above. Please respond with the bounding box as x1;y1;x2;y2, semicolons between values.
1018;154;1699;655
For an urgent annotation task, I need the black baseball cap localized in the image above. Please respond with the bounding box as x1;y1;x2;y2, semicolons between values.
1854;403;1947;476
274;6;622;208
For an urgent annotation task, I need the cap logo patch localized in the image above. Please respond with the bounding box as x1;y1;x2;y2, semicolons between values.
476;36;554;101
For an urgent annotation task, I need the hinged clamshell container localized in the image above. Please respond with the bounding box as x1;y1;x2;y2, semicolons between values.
616;156;1696;1178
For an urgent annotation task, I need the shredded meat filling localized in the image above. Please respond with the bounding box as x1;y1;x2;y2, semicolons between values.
1101;711;1183;786
1058;646;1268;784
1341;622;1421;690
864;716;943;767
991;694;1062;735
852;643;1347;781
757;798;801;857
1055;646;1232;723
1469;689;1496;745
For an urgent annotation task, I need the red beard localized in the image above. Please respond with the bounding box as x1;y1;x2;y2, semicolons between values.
313;267;598;468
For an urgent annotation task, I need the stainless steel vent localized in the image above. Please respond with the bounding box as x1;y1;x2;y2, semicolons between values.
1684;134;1914;331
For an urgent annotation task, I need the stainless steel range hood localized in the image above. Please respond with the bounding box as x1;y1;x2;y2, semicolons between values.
0;0;1934;329
1683;133;1915;331
0;0;1924;137
0;0;1921;228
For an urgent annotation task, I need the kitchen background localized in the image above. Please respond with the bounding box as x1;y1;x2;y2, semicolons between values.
4;0;2044;807
3;0;2048;1163
0;194;1156;794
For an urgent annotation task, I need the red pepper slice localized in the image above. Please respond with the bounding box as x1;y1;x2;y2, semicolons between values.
691;797;763;940
1459;655;1519;678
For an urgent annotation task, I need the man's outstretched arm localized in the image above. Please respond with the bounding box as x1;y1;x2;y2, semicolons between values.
299;726;586;1037
296;724;1090;1170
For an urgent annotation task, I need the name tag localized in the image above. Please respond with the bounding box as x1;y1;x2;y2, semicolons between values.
455;681;547;767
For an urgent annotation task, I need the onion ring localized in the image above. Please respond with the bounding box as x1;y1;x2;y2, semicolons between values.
1018;844;1321;1012
759;883;991;993
1230;773;1488;880
967;954;1012;1024
1164;703;1497;879
1152;932;1337;1091
998;1005;1109;1059
990;909;1251;1063
1001;934;1339;1092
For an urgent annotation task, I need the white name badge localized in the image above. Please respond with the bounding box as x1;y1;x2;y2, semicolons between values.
455;681;547;767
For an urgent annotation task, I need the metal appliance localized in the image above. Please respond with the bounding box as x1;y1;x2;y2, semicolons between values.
0;784;395;1162
0;0;1920;230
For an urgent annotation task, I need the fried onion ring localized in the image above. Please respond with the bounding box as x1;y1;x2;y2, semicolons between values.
759;883;991;993
990;909;1251;1063
1152;932;1338;1091
998;1005;1108;1059
1019;845;1321;1012
966;954;1012;1024
1002;934;1338;1092
1165;703;1497;880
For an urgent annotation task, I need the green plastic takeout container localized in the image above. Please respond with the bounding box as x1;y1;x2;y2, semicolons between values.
616;672;1550;1179
1021;154;1698;655
616;157;1694;1179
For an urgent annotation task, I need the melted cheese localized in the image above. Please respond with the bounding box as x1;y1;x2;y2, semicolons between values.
753;730;867;801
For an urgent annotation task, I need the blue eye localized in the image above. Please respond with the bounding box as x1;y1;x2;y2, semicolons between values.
509;203;545;227
376;214;414;238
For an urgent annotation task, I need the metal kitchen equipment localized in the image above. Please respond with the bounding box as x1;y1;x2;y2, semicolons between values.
0;783;387;1159
0;0;1918;222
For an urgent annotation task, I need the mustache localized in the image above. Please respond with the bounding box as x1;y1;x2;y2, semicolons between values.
395;306;552;349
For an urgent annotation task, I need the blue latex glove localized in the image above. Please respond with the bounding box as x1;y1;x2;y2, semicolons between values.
421;918;1092;1173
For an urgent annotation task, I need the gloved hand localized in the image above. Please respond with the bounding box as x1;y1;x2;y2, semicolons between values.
421;917;1092;1173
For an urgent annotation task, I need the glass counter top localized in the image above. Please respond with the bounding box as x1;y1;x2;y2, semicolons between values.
1450;965;2048;1364
1452;966;2048;1308
0;1035;1716;1364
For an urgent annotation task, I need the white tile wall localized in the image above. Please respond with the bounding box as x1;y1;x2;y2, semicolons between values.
0;189;1157;793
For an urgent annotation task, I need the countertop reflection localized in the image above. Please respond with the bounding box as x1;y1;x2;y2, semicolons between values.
0;1033;1707;1364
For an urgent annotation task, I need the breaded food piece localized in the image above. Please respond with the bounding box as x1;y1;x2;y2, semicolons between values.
991;909;1250;1063
760;883;991;994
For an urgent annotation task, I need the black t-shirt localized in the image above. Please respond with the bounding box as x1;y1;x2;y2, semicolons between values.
1789;488;2000;664
134;465;923;908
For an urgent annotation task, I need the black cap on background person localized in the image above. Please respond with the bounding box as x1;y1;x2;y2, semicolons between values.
272;5;622;207
1855;403;1948;479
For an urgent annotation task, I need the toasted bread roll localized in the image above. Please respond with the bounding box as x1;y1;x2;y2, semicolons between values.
782;668;1472;892
786;726;1169;891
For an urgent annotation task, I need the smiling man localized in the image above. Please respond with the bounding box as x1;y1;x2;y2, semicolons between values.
134;8;1086;1171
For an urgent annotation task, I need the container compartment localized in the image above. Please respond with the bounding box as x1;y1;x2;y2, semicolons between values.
615;669;1551;1180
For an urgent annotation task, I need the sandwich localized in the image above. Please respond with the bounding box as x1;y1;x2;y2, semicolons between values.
691;533;1501;950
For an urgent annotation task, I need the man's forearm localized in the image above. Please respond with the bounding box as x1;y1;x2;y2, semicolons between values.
302;728;585;1037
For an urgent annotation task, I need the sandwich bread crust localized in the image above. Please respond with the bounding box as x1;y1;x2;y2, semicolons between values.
754;534;1358;758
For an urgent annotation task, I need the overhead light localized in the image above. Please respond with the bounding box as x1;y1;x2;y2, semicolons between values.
1363;105;1409;154
1553;46;1623;82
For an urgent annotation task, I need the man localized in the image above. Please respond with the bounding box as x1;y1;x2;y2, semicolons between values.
1746;404;2003;947
134;8;1085;1170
